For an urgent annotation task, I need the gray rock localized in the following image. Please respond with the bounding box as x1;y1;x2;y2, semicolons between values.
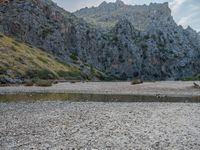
75;1;176;31
0;76;23;84
0;0;200;80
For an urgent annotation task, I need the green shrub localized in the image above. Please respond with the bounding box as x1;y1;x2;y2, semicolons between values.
112;35;118;42
11;46;17;52
24;80;34;86
57;70;82;80
26;69;57;80
70;81;77;84
131;79;143;85
12;41;20;46
70;52;78;61
141;44;148;50
37;56;48;64
35;80;53;87
144;35;150;40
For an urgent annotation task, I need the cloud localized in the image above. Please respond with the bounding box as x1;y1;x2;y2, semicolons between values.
170;0;185;13
170;0;200;31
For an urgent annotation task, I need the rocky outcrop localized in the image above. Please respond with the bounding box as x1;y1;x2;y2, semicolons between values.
0;0;89;62
0;0;200;80
75;1;176;31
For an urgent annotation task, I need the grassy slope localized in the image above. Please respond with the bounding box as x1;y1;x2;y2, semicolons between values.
0;34;83;80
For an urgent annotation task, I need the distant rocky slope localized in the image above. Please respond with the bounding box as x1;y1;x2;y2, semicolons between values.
0;0;200;81
75;0;176;31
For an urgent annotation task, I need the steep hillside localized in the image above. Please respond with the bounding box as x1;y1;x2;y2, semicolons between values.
0;33;111;84
0;0;200;80
0;33;85;84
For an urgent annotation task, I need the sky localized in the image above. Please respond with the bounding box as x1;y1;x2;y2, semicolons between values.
52;0;200;32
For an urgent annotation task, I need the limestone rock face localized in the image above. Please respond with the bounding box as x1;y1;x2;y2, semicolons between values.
75;1;176;31
0;0;75;60
74;1;200;79
0;0;200;80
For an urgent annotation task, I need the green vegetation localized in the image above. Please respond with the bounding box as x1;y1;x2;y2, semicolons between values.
141;43;148;50
82;65;114;81
24;80;34;86
0;33;114;85
34;80;53;87
131;79;143;85
70;52;78;61
0;34;84;83
24;79;53;87
112;35;118;42
57;70;83;80
25;69;57;80
182;74;200;81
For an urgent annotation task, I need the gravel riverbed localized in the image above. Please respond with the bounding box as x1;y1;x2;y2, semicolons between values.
0;81;200;96
0;101;200;150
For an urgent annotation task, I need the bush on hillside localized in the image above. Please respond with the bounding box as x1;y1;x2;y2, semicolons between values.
26;69;57;80
131;79;143;85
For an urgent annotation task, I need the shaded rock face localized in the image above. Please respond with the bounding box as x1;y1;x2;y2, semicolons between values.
0;0;71;57
0;0;200;80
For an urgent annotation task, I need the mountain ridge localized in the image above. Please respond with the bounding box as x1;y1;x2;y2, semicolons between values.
0;0;200;81
75;1;175;31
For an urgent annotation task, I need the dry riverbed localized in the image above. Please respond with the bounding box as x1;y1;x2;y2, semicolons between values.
0;81;200;149
0;101;200;149
0;81;200;97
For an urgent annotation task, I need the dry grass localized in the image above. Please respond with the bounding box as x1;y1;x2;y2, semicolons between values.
0;34;83;80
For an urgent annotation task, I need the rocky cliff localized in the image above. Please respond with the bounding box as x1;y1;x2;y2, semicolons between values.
75;1;176;31
0;0;200;80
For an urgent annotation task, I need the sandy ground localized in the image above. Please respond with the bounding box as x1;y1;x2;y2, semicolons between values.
0;81;200;96
0;101;200;150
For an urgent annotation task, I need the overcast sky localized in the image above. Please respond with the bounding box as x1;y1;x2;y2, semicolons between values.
52;0;200;32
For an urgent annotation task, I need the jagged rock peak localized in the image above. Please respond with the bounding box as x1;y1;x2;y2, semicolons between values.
186;26;195;31
186;26;197;34
149;2;169;7
149;2;171;14
99;1;108;7
115;0;125;5
99;0;125;7
75;1;175;30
